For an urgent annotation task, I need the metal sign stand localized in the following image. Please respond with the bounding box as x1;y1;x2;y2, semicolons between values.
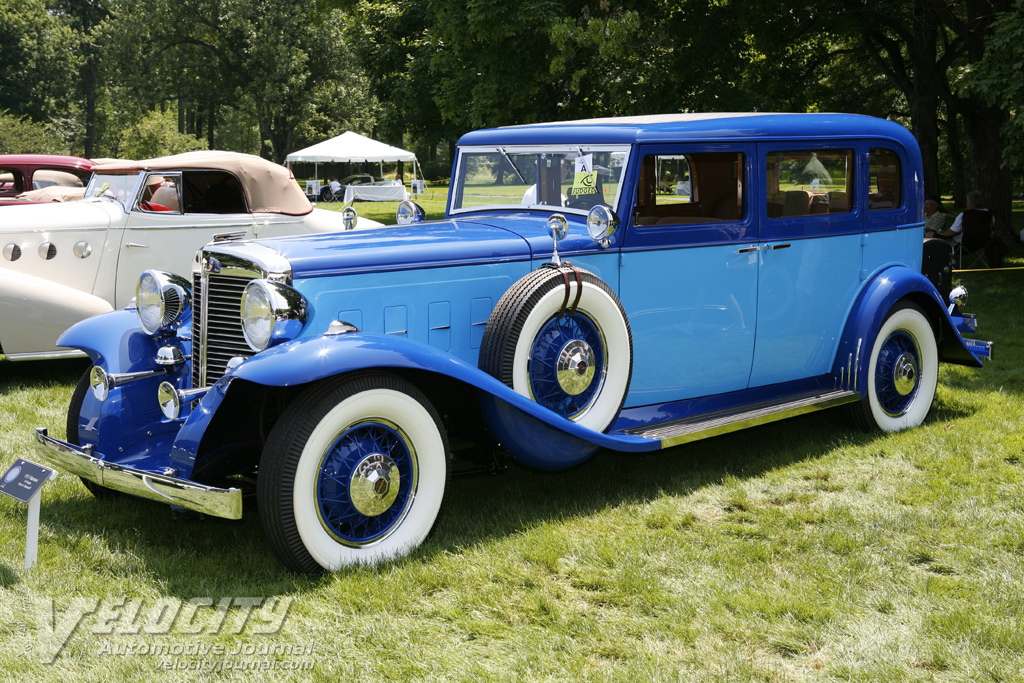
0;458;58;569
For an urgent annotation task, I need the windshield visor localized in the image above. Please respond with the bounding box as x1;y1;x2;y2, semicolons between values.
450;146;630;215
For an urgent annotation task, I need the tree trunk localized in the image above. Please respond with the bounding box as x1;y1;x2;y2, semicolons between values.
909;90;940;200
207;101;215;150
945;113;967;204
82;55;97;158
961;102;1013;240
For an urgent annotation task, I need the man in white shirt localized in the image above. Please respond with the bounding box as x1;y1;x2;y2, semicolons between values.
940;191;993;245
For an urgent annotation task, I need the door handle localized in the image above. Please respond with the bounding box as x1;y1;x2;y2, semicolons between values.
124;242;149;248
736;246;760;253
768;243;791;250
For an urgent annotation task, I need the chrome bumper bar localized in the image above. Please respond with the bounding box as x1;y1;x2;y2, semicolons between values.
33;427;243;520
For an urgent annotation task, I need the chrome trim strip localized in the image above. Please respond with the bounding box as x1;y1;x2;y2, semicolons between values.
33;427;242;519
853;338;862;392
3;349;87;361
622;390;860;448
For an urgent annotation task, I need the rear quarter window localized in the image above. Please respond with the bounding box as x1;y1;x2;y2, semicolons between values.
868;148;901;210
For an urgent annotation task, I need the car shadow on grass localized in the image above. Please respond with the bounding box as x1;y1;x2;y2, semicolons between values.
30;387;981;593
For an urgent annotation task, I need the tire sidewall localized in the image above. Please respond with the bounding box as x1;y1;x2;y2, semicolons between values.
865;305;938;432
291;386;447;570
509;278;631;432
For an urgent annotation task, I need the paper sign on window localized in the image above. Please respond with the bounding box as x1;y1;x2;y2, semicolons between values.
571;154;598;196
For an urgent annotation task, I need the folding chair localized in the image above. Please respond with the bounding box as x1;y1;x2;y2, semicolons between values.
957;209;992;269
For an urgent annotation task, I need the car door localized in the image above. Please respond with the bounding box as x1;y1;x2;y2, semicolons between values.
748;144;863;388
115;171;256;306
618;144;759;407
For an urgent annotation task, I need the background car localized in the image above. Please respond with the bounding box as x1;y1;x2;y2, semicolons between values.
0;150;382;360
0;154;95;206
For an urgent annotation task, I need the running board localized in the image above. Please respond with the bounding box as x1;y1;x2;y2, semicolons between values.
622;389;860;448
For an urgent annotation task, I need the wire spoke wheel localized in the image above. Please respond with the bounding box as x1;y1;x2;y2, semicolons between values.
258;372;449;573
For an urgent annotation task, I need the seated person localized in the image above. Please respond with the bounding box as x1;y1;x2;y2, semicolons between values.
923;195;946;237
937;191;992;245
329;178;342;195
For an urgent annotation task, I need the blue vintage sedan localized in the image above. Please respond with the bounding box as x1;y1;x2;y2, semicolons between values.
35;113;991;573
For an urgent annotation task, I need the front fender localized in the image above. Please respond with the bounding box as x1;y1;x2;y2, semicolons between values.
832;266;983;395
56;308;161;372
226;333;658;462
0;268;113;357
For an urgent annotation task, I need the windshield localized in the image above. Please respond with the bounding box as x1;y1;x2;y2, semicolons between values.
450;146;630;215
84;172;139;210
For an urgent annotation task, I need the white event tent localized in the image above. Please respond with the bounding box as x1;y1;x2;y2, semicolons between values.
285;131;422;190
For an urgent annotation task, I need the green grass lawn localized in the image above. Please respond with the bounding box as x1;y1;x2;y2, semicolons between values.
1;248;1022;680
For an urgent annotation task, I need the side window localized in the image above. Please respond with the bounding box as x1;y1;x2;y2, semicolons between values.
181;171;247;214
138;174;181;213
636;152;744;226
766;150;853;218
869;148;901;210
0;168;25;193
33;169;88;189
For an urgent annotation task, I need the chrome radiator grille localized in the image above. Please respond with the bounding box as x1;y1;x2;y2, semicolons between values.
192;271;257;387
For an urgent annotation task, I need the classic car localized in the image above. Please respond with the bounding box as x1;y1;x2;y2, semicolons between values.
0;150;381;360
35;113;991;574
0;154;95;206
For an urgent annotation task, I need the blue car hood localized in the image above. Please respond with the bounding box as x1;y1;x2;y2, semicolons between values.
249;214;568;277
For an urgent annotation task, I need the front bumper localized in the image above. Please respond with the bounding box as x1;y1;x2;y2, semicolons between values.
33;427;243;519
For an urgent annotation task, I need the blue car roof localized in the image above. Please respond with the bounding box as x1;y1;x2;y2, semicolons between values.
457;113;919;149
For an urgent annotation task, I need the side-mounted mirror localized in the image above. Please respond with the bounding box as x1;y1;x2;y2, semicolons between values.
546;213;569;265
342;206;358;231
586;205;619;248
396;200;426;225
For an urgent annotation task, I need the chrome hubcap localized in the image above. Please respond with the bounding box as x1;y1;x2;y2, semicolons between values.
555;339;596;395
349;453;400;516
892;352;918;396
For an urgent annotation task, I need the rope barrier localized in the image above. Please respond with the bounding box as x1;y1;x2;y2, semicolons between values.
953;266;1024;273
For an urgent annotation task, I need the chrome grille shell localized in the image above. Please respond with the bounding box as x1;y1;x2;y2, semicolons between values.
191;243;292;387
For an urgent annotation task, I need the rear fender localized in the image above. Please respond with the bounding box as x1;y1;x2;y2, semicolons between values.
832;266;983;397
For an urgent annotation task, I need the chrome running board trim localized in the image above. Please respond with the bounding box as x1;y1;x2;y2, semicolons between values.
623;389;861;448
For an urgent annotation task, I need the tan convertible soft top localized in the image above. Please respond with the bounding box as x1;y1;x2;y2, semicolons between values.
93;151;312;216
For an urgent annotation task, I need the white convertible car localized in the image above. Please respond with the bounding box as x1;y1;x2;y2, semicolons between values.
0;151;381;360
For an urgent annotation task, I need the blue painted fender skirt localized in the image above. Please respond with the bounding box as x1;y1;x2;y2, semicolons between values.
832;266;984;397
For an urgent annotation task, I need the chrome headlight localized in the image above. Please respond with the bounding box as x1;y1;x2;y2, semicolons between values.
136;270;191;335
240;279;307;351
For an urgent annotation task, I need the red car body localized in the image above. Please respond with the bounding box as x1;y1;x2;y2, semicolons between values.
0;154;95;206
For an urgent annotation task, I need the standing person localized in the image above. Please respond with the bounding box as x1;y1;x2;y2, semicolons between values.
923;195;946;237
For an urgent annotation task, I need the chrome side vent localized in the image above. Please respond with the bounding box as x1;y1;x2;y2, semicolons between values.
38;242;57;260
3;244;21;261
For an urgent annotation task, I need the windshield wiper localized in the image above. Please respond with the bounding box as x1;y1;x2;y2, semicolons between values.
498;147;526;184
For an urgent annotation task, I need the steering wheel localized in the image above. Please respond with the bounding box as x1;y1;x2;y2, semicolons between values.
566;198;606;211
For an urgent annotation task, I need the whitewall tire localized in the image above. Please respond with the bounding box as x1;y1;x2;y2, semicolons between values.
258;372;449;573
